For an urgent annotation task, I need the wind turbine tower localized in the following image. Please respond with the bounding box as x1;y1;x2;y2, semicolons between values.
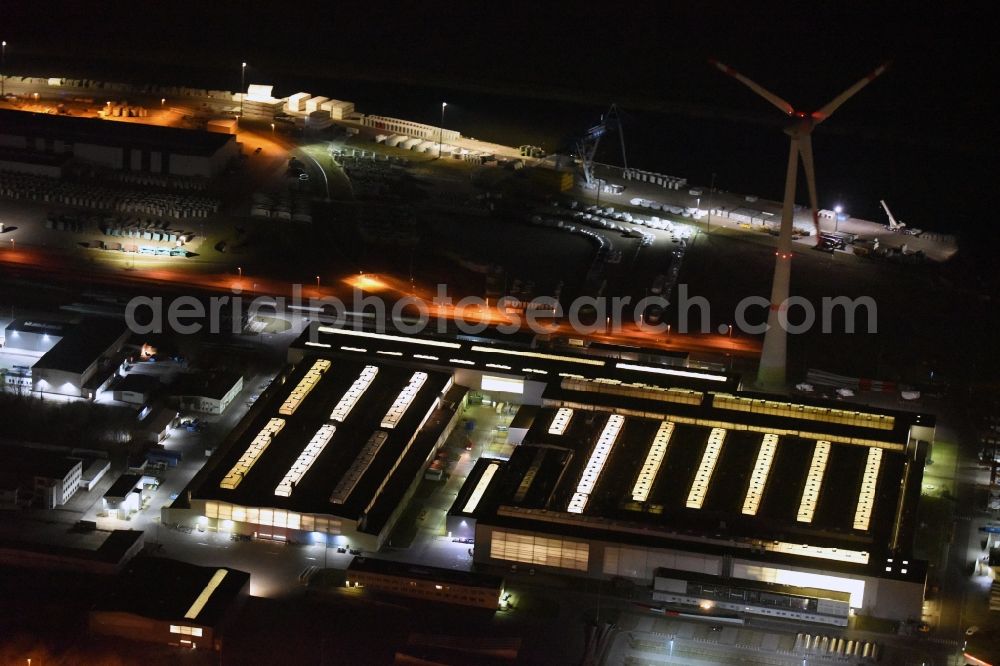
710;59;889;389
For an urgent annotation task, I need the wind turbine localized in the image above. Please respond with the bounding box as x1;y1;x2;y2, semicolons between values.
710;59;889;388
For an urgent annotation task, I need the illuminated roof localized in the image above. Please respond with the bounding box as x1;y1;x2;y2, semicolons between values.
742;433;778;516
194;360;456;531
318;326;461;349
766;541;869;565
632;421;675;502
274;424;336;497
92;559;249;626
560;376;703;406
616;362;728;382
219;418;285;490
381;372;428;429
548;408;574;435
462;461;501;514
797;441;831;523
330;365;378;422
451;401;927;578
278;359;331;416
853;448;883;531
184;569;228;620
685;428;726;509
568;414;624;514
713;394;895;430
296;322;742;394
470;345;604;366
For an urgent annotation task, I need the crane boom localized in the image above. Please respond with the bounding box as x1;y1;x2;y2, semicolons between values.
576;104;628;189
879;199;904;230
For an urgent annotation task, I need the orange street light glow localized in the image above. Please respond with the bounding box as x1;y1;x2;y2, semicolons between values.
346;274;388;291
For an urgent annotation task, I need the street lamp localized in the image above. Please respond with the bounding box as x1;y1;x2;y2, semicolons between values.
270;122;275;133
315;275;321;287
1;41;7;98
237;266;242;278
706;172;716;234
438;102;447;158
240;62;246;119
834;204;843;233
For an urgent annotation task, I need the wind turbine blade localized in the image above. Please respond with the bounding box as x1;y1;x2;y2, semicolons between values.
798;134;821;239
812;62;890;122
709;59;795;116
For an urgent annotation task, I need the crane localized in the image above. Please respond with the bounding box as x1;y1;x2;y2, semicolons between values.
576;104;628;189
879;200;906;232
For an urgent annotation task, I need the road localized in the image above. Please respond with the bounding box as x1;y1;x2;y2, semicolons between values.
0;241;760;359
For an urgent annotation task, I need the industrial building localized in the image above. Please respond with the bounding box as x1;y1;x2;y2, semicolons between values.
167;322;933;623
165;355;467;551
90;558;250;650
109;372;160;404
0;108;239;178
0;528;144;574
0;445;84;509
170;371;244;415
345;556;505;610
2;318;71;353
29;318;131;399
446;381;932;623
290;323;933;623
102;473;143;518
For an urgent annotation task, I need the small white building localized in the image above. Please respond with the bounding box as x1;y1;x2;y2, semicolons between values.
171;372;244;415
102;473;143;518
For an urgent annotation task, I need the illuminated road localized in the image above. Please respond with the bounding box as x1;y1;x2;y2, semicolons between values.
0;243;759;359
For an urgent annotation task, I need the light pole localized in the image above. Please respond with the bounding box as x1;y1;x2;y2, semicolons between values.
315;275;320;287
438;102;447;158
834;204;843;233
706;172;716;234
1;41;6;98
240;62;246;119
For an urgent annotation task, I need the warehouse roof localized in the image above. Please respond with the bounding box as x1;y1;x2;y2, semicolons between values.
0;109;235;156
347;556;503;591
291;321;739;393
192;358;455;531
93;558;249;626
451;402;926;581
104;473;142;500
0;445;81;481
4;318;70;337
110;373;160;394
32;318;129;374
170;371;243;401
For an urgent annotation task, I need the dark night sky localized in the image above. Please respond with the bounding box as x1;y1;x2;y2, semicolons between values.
3;2;997;232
